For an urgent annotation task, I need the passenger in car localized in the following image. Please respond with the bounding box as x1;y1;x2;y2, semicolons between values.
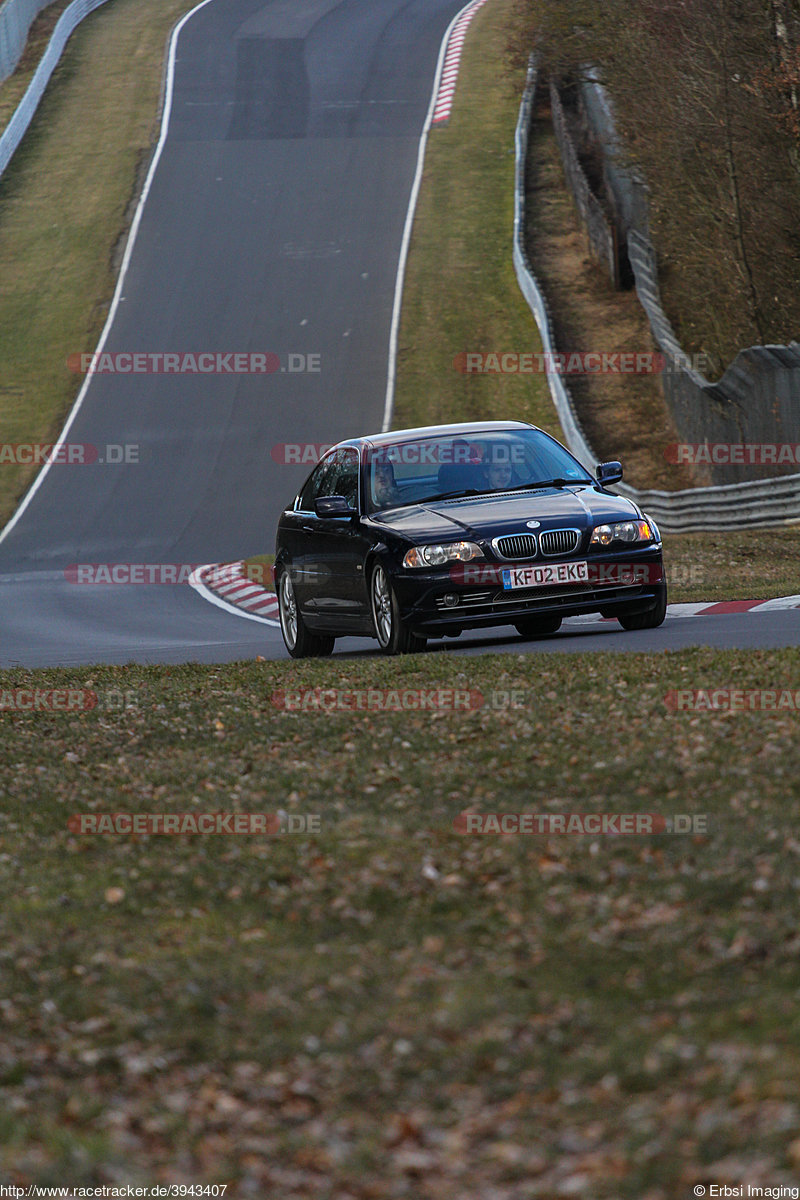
482;459;514;491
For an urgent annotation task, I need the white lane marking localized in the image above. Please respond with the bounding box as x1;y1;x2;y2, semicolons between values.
217;582;267;600
188;566;280;627
0;0;219;548
381;0;484;434
661;603;717;618
748;594;800;611
239;596;279;612
568;597;800;624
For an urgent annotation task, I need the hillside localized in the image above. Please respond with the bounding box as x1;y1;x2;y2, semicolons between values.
511;0;800;377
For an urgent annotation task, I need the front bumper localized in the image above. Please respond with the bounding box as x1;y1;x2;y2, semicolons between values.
392;548;665;634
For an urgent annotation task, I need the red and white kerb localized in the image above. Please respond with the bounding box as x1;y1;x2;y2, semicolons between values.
432;0;490;125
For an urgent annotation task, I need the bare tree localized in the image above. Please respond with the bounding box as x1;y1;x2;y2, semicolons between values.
512;0;800;366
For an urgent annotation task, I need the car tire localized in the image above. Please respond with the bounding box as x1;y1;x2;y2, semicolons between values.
277;567;335;659
370;563;426;655
617;582;668;630
514;614;562;639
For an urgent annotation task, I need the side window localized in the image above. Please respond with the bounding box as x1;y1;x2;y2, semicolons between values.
332;448;359;509
298;454;337;511
297;449;360;511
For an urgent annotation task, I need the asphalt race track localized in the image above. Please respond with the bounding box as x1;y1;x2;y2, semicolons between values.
0;0;797;667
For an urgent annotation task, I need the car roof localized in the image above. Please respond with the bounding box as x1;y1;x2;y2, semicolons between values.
333;421;540;452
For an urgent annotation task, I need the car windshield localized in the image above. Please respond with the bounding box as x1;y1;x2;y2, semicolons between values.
366;429;592;510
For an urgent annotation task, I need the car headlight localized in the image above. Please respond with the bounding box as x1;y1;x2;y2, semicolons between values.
589;519;654;547
403;541;484;568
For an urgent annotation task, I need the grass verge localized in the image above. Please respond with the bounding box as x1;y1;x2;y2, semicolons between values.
392;0;556;438
664;529;800;603
2;649;800;1193
0;0;74;136
0;0;196;526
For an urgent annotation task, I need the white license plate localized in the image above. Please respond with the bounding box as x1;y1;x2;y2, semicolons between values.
502;560;588;589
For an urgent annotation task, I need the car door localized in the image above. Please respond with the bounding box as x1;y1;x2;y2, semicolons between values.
320;448;372;627
282;452;339;619
305;448;372;630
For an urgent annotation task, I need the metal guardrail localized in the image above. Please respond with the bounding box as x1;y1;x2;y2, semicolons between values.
0;0;111;179
0;0;50;81
513;62;800;532
549;81;619;288
627;229;800;487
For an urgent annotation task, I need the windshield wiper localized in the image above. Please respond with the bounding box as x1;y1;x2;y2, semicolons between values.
424;488;483;502
521;477;580;490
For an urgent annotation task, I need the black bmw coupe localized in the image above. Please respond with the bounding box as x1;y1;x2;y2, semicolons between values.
274;421;666;657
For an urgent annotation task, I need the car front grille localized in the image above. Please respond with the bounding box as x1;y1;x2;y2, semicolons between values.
493;534;537;560
539;528;580;556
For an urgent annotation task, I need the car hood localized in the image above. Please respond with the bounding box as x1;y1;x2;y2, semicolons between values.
372;486;641;542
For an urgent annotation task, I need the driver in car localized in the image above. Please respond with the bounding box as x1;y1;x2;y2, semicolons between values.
372;460;402;507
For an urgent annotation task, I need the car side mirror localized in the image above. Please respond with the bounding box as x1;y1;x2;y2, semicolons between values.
596;461;623;487
314;495;357;518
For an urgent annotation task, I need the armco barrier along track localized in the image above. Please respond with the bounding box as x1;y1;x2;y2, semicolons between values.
0;0;113;179
513;62;800;533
